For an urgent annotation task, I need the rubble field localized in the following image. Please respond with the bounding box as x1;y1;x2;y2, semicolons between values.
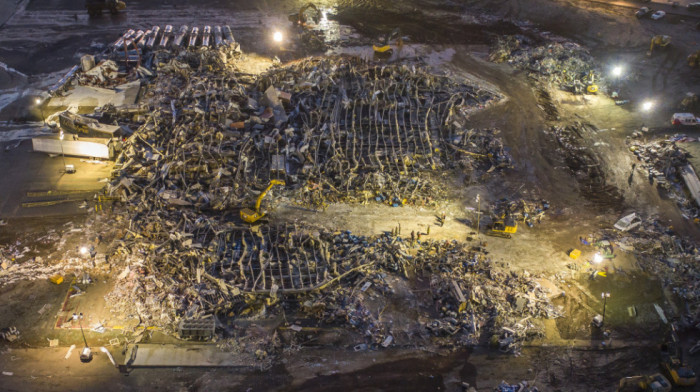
1;0;700;390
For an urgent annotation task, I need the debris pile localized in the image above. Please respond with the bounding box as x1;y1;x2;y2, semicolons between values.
490;36;600;94
104;220;560;354
629;138;698;220
107;51;506;211
5;28;549;359
490;198;550;228
0;326;20;342
600;217;700;327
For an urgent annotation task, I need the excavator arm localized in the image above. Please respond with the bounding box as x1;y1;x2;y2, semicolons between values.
254;179;286;212
648;35;671;56
240;179;286;223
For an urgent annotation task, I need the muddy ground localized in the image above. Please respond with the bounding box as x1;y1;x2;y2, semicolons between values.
1;0;700;390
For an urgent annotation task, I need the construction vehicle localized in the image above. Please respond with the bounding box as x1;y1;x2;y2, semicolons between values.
561;70;598;94
689;50;700;67
660;325;697;387
85;0;125;16
373;28;403;56
288;3;321;28
647;35;671;56
486;214;518;239
240;180;285;223
585;70;599;94
618;374;671;392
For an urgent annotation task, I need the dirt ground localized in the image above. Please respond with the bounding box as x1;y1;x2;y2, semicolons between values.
1;0;700;390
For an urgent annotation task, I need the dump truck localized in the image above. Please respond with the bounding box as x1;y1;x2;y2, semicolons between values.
86;0;126;16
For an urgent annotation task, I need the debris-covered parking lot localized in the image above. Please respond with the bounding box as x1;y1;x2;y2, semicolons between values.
1;0;700;390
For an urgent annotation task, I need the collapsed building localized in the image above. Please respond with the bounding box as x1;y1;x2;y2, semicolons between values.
21;26;562;358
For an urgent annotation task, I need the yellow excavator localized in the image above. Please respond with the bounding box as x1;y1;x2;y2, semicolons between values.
688;50;700;67
647;35;671;56
288;3;321;28
585;70;599;94
486;214;518;239
85;0;126;16
373;28;403;56
240;180;285;223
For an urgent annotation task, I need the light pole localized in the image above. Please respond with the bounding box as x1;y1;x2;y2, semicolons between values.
35;97;46;126
601;292;610;326
611;65;622;94
79;320;93;363
475;194;481;239
59;130;66;171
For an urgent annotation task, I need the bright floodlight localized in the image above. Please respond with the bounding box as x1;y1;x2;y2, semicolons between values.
80;246;89;255
612;66;622;77
642;101;653;111
35;97;41;105
593;253;603;263
273;31;283;43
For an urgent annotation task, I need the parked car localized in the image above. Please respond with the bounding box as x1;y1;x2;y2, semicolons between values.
636;6;651;17
688;2;700;10
651;10;666;20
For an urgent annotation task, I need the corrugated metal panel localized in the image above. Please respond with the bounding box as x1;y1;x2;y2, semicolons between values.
32;138;110;159
681;164;700;208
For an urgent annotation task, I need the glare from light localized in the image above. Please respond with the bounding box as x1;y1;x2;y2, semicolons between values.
612;66;622;77
642;101;653;111
593;253;603;263
273;31;283;43
80;246;89;255
59;130;64;140
35;97;41;105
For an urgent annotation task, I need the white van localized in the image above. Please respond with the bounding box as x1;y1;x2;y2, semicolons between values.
672;113;700;126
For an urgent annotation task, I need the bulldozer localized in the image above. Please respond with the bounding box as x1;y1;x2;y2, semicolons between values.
373;28;403;56
240;180;285;224
486;214;518;239
85;0;125;16
647;35;671;56
688;50;700;67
